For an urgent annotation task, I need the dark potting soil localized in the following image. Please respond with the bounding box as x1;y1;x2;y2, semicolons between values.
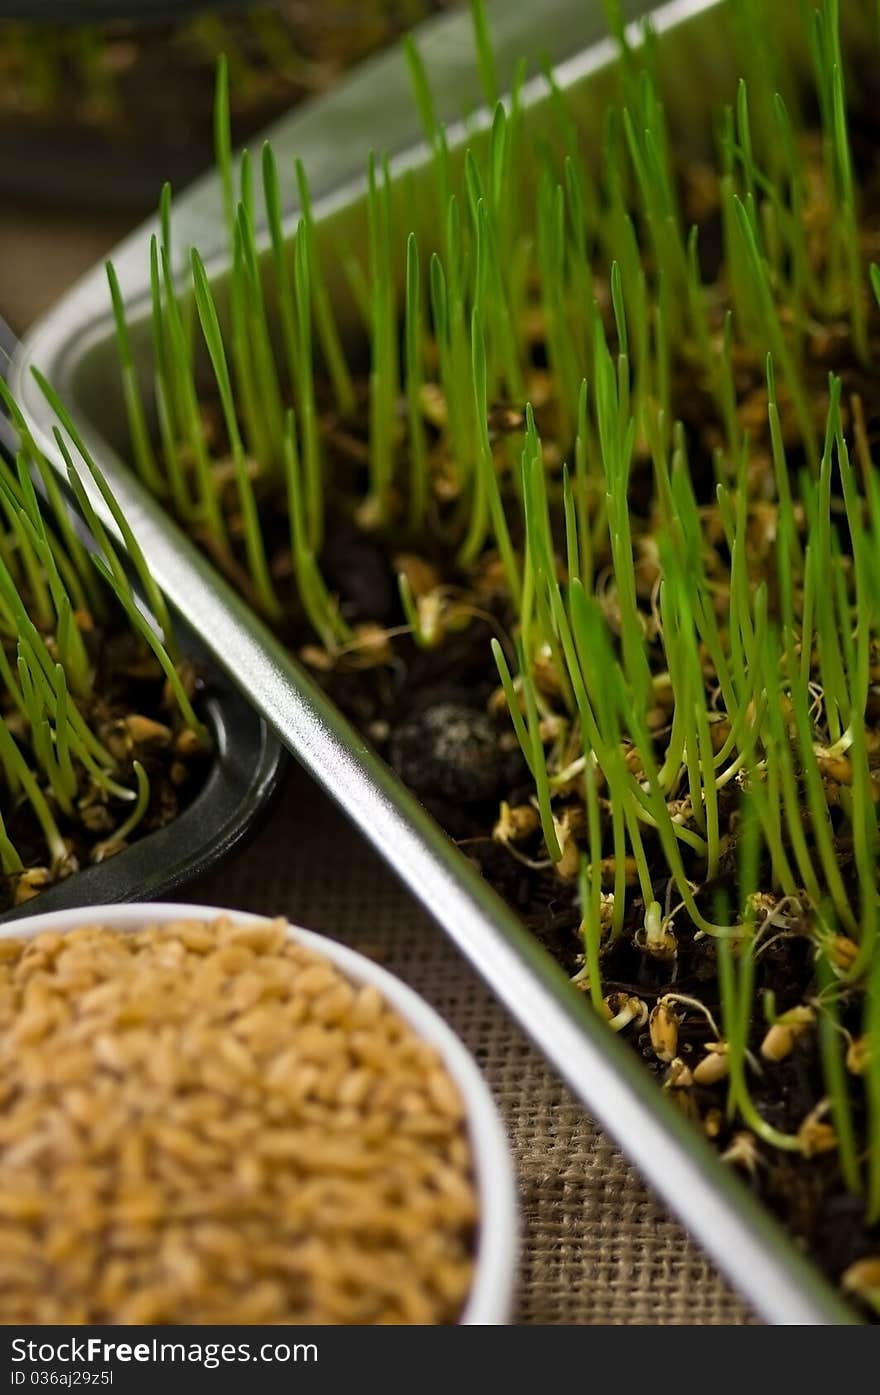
307;528;880;1307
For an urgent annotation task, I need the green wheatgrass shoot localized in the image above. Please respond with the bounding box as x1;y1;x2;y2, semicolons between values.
190;248;280;619
263;142;300;404
404;232;430;532
215;54;236;241
294;158;356;420
156;227;228;548
282;408;350;650
470;0;499;109
816;945;862;1194
0;380;204;895
227;184;273;484
578;769;606;1017
236;193;287;467
35;375;175;662
366;151;399;526
291;217;324;553
98;0;880;1214
714;821;802;1154
106;262;166;499
0;383;102;622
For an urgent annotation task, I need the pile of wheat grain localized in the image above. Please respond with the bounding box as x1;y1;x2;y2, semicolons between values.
0;917;477;1324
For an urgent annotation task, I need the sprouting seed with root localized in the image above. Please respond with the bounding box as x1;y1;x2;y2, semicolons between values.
603;993;648;1033
797;1100;838;1157
721;1132;762;1177
636;899;677;961
649;999;681;1062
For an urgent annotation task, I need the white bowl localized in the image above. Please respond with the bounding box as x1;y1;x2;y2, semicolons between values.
0;902;517;1325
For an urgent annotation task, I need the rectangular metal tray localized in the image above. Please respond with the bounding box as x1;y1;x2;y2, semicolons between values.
10;0;869;1323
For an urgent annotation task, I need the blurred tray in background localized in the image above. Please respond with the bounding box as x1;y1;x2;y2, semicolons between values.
0;1;455;213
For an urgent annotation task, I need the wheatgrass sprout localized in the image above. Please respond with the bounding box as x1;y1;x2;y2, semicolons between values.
366;152;399;527
465;130;523;406
215;54;236;240
815;947;862;1194
295;159;356;419
404;232;430;532
153;230;227;546
811;0;867;361
47;421;205;742
729;197;818;471
262;142;300;405
429;232;475;501
397;571;432;649
34;373;175;659
0;709;69;873
189;248;281;620
714;827;801;1153
0;466;91;702
470;0;499;108
578;766;606;1015
536;168;581;444
234;192;286;472
462;310;521;604
281;409;350;651
0;381;103;620
106;262;166;499
287;219;324;553
0;376;208;901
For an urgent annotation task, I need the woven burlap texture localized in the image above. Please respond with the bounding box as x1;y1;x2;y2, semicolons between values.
186;765;756;1325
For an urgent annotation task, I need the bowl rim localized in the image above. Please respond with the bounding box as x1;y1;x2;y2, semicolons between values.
0;900;517;1325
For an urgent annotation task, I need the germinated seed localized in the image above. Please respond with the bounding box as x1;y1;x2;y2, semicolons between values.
0;917;477;1324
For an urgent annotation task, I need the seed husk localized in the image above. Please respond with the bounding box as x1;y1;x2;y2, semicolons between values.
797;1104;838;1157
649;1000;680;1063
846;1036;871;1075
721;1131;761;1175
493;801;540;843
842;1257;880;1312
693;1042;730;1086
760;1006;815;1062
663;1057;694;1091
122;715;173;748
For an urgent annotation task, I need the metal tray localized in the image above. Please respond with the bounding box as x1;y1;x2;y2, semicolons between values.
10;0;868;1323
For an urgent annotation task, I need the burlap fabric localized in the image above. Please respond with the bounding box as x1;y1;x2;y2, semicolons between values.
187;765;757;1325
